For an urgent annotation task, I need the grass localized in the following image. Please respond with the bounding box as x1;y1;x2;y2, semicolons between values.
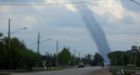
0;73;10;75
90;68;112;75
10;69;63;73
110;66;135;75
0;67;66;74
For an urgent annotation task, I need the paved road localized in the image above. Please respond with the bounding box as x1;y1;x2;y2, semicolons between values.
12;67;101;75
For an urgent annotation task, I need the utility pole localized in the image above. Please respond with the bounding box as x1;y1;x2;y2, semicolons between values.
56;40;59;66
79;51;80;58
7;19;27;69
79;51;81;61
74;49;76;65
56;40;58;54
8;19;11;49
37;33;40;55
8;19;11;69
74;49;76;57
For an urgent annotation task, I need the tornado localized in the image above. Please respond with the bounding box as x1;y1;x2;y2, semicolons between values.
73;2;111;64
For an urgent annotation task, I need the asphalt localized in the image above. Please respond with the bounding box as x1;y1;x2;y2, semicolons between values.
12;67;101;75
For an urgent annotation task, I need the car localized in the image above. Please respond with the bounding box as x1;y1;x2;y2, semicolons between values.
78;65;85;68
78;62;85;68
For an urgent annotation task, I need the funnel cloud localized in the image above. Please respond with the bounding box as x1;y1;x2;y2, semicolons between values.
73;3;111;63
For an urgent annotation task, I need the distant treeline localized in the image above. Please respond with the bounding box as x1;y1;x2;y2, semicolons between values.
42;48;104;67
108;49;140;66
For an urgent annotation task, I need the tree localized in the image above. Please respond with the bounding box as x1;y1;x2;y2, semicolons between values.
108;51;128;66
0;33;3;37
82;54;92;65
58;47;71;66
92;53;104;66
86;54;92;65
42;52;55;68
136;51;140;66
0;35;42;70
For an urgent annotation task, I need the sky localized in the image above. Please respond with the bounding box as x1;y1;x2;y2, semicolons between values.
0;0;140;56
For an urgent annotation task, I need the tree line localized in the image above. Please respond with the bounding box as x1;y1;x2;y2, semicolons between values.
0;32;104;70
42;47;104;68
108;48;140;66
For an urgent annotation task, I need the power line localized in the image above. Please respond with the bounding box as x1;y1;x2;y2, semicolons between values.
0;1;102;6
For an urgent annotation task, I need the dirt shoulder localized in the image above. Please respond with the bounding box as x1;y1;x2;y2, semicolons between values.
89;68;112;75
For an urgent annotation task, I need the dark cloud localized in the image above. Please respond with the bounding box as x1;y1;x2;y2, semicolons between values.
121;0;140;12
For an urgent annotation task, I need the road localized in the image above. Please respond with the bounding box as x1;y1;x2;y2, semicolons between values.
12;67;101;75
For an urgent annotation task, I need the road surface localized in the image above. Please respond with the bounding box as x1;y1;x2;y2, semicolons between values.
12;67;101;75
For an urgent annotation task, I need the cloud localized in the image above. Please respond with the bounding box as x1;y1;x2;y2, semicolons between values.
90;0;124;21
121;0;140;12
107;34;140;50
13;15;37;27
65;4;77;12
0;6;13;13
107;34;140;42
0;0;140;54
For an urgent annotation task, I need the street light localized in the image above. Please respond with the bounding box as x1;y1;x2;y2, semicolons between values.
36;33;51;55
10;27;27;35
8;19;27;49
7;19;27;69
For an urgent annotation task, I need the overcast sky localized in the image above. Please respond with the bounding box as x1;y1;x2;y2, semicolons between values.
0;0;140;56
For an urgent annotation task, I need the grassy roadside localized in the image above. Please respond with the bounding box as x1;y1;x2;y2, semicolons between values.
0;67;66;75
0;73;10;75
89;68;112;75
109;66;140;75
